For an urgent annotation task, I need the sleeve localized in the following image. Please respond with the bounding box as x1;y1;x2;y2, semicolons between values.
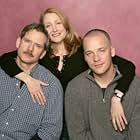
65;83;93;140
112;55;135;94
0;51;23;77
127;84;140;140
37;78;63;140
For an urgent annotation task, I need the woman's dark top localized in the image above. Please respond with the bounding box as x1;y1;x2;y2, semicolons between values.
0;47;135;93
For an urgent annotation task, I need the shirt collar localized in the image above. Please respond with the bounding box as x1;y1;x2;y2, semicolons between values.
86;65;122;82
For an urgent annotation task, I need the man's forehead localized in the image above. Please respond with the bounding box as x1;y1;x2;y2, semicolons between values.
24;30;47;40
22;30;47;46
84;35;110;47
24;29;45;36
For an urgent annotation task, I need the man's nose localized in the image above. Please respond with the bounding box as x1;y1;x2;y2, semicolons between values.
28;43;34;51
94;53;100;62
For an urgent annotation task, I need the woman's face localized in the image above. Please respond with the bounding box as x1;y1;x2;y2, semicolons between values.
43;13;67;44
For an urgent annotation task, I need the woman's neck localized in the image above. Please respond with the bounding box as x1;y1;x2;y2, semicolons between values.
52;42;68;56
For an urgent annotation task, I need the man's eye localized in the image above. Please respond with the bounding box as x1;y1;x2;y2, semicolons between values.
99;49;105;52
36;44;43;48
57;22;62;25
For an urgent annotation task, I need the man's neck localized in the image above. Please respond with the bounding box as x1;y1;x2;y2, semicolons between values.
93;65;116;88
16;57;37;74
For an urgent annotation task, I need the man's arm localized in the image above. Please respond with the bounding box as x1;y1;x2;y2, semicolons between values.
65;83;93;140
111;55;135;131
37;78;63;140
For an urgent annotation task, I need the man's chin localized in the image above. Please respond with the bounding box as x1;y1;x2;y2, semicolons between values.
20;59;37;65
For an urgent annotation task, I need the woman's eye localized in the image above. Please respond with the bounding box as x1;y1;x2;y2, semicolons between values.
86;52;92;56
45;25;50;28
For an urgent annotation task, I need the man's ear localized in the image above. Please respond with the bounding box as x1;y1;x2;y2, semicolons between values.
111;47;115;57
16;37;21;49
40;50;46;59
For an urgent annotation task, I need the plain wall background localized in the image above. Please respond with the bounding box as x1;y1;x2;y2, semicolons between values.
0;0;140;75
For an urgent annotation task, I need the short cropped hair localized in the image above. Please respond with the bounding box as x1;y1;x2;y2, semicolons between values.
83;29;112;46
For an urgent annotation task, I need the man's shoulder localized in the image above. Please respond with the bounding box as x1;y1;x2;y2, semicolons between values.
0;66;11;79
34;64;63;96
133;75;140;83
65;70;91;98
35;64;49;72
129;75;140;90
68;70;89;86
34;64;54;77
33;64;61;85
